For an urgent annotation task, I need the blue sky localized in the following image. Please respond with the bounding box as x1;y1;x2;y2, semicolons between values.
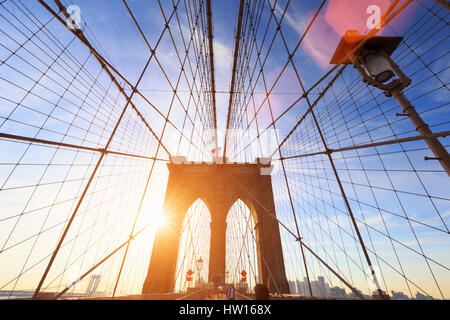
0;0;448;299
15;0;436;145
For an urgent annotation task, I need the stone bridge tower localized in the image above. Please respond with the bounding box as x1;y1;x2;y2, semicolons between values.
142;157;289;294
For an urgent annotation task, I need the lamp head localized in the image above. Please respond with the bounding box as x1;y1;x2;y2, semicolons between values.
361;51;395;83
196;257;204;269
330;31;410;95
330;30;402;65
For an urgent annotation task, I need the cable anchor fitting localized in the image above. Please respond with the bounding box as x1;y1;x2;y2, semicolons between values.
424;156;441;161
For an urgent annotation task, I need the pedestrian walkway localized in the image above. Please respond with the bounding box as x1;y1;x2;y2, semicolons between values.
204;293;226;300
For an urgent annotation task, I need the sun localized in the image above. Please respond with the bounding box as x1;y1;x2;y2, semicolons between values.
151;210;168;230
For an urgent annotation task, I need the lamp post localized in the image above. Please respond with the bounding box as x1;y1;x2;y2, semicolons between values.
196;257;204;289
331;30;450;177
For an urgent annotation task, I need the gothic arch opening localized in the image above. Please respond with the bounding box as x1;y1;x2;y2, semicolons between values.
226;199;259;293
173;198;211;293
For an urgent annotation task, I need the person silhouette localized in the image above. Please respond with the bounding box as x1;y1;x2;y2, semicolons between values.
226;284;236;300
254;283;270;300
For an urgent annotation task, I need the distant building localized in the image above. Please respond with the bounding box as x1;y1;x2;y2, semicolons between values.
293;276;332;297
330;286;346;298
298;277;309;296
288;280;298;294
86;274;101;295
315;276;330;297
415;292;433;300
391;290;410;300
348;289;370;299
290;275;415;300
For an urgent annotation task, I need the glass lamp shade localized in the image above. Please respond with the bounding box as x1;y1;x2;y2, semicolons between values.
363;54;395;83
196;258;204;270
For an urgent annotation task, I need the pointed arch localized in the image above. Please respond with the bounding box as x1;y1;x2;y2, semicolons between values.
226;199;259;293
225;195;259;225
173;198;211;293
